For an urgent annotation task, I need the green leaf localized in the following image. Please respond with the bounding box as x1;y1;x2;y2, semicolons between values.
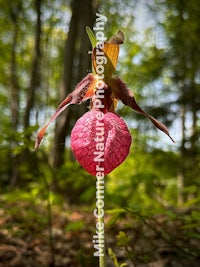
106;208;126;214
180;223;200;230
65;221;85;232
191;210;200;220
86;26;97;49
116;231;130;246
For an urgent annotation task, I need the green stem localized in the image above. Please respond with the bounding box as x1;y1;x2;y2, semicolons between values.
97;183;105;267
99;217;105;267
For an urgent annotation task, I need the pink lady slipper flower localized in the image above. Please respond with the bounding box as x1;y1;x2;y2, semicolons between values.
35;29;174;175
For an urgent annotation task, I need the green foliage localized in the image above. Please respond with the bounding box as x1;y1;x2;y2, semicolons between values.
108;248;128;267
106;137;179;209
53;157;96;205
1;188;48;236
65;220;85;232
106;205;200;265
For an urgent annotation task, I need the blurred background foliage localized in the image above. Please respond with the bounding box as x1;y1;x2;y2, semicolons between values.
0;0;200;266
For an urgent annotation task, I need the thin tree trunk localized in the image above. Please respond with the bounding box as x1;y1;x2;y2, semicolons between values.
177;104;186;205
52;0;97;169
8;2;21;186
9;22;19;129
24;0;42;129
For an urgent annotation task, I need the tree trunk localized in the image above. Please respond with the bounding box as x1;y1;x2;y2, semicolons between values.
9;21;19;129
24;0;42;129
8;2;21;186
52;0;97;169
177;104;186;205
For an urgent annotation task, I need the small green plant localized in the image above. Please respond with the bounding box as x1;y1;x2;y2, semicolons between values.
108;248;128;267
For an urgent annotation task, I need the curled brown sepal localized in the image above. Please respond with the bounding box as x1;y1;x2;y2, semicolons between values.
109;76;175;143
35;73;98;149
109;30;125;44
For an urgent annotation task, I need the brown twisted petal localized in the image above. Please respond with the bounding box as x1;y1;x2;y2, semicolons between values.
35;73;98;149
109;76;175;143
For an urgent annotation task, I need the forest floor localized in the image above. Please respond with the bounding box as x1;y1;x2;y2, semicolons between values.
0;196;199;267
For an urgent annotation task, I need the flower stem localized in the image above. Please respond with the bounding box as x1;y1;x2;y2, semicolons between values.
97;183;105;267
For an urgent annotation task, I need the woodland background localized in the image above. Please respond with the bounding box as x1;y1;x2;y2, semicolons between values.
0;0;199;266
